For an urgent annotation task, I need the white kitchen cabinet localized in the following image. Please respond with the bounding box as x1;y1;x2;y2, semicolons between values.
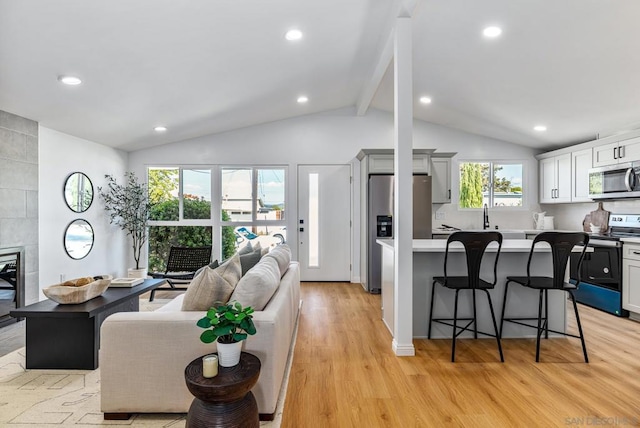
431;155;453;203
571;148;592;202
539;153;571;203
622;243;640;314
593;136;640;167
368;154;431;174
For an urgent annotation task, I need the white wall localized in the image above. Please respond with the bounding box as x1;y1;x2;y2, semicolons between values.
543;199;640;231
38;126;128;299
128;107;542;281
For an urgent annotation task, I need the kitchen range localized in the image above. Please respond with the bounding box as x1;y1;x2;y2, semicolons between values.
570;213;640;317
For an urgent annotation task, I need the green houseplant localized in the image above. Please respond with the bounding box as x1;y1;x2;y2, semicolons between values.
98;172;151;277
197;302;257;367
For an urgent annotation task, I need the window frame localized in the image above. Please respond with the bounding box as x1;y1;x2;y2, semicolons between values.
457;160;527;210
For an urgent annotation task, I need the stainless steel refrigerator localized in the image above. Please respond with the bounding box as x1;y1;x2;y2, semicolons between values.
367;174;432;293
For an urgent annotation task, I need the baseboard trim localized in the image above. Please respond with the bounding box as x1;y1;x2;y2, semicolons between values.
392;339;415;356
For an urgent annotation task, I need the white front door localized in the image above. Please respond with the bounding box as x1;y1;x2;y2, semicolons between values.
297;165;351;281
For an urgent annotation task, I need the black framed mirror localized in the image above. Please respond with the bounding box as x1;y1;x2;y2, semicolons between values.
64;219;94;260
64;172;93;213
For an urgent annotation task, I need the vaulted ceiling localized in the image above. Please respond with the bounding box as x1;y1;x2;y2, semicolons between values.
1;0;639;152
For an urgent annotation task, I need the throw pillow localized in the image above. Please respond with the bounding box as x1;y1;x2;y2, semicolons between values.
181;267;235;311
215;253;242;287
194;259;219;278
229;256;280;311
264;244;291;277
239;248;262;276
238;242;253;255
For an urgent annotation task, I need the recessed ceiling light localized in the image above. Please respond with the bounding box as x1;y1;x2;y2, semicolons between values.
483;26;502;38
297;96;308;104
534;125;547;132
58;75;82;85
285;29;303;41
419;96;432;104
154;126;167;132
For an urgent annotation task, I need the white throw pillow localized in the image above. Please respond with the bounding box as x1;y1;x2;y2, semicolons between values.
264;244;291;277
229;256;280;311
181;267;235;311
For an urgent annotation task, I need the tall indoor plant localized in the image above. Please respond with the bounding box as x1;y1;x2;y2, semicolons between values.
98;172;151;277
197;302;257;367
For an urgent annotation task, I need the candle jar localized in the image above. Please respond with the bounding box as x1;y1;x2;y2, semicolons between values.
202;354;218;378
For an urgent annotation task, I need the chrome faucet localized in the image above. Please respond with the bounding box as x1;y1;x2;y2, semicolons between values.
483;203;490;230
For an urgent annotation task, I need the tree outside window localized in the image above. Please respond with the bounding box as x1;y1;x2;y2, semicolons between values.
459;162;523;208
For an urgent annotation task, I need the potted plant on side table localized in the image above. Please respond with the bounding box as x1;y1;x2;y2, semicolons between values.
98;172;151;278
197;302;257;367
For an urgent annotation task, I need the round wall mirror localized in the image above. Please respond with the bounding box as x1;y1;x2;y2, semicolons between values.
64;172;93;213
64;219;94;260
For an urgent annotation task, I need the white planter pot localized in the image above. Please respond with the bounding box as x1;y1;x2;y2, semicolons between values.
217;340;243;367
127;268;148;278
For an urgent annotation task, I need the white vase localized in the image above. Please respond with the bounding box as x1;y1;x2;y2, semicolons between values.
217;340;243;367
127;268;148;278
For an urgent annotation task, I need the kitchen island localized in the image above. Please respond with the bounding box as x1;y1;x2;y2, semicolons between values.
378;238;570;355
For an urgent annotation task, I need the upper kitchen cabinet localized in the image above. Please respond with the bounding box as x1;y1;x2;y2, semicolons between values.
593;136;640;167
431;153;456;203
572;148;593;202
365;152;432;174
540;153;572;203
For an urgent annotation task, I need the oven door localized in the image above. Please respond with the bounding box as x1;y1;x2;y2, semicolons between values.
570;240;627;316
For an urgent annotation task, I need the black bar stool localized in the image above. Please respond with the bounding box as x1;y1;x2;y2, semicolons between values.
499;232;589;362
428;231;504;362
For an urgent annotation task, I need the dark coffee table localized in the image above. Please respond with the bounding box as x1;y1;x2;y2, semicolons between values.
10;278;166;369
184;352;261;428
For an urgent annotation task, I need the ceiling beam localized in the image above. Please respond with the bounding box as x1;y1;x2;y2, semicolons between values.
356;0;419;117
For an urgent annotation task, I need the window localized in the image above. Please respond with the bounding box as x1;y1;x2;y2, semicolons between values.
147;167;213;272
221;167;286;258
459;162;523;208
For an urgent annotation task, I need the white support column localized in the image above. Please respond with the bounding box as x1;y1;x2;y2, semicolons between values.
392;16;415;357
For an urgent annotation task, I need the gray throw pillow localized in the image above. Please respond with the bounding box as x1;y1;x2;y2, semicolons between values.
181;266;234;311
239;248;262;276
238;242;253;255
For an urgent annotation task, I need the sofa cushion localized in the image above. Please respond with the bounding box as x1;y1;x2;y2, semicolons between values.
180;254;242;311
264;244;291;277
229;256;280;311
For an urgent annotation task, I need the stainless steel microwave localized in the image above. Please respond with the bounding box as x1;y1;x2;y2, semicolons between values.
589;162;640;199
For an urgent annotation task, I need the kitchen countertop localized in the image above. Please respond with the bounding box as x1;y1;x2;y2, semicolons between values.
377;238;550;252
431;228;571;235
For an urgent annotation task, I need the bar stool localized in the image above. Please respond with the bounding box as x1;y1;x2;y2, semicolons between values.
499;232;589;362
428;231;504;362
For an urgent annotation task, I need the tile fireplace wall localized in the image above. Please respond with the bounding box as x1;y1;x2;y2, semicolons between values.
0;110;39;305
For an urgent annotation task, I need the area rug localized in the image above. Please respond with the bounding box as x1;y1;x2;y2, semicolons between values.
0;297;299;427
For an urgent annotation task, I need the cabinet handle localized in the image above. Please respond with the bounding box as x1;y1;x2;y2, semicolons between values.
621;145;625;158
633;251;640;255
614;147;618;159
448;189;451;199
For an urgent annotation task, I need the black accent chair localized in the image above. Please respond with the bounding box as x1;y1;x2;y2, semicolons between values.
428;231;504;362
499;232;589;362
149;246;212;302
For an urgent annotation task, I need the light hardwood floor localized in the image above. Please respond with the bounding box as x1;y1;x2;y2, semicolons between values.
2;284;640;427
282;282;640;427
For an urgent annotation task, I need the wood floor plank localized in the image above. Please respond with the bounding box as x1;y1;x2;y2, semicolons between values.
281;282;640;427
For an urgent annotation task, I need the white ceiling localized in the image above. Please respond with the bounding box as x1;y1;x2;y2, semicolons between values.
1;0;640;152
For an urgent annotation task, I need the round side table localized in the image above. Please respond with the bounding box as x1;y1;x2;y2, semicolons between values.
184;351;261;428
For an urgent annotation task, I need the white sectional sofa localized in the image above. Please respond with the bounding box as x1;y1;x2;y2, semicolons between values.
100;261;300;420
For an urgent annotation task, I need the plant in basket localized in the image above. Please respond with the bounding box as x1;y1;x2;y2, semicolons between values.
197;302;256;367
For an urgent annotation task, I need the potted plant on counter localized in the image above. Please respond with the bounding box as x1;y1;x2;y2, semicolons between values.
197;301;257;367
98;172;151;278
